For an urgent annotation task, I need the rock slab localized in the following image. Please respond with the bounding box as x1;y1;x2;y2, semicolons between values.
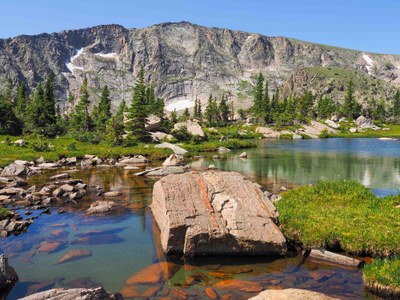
151;170;286;256
19;287;118;300
249;288;340;300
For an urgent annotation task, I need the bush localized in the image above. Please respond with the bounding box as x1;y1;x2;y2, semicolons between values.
31;139;50;152
0;208;11;220
318;128;332;138
66;142;78;151
123;135;139;147
73;132;102;144
171;126;193;142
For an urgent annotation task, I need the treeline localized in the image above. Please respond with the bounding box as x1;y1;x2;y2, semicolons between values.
247;73;400;126
0;67;166;146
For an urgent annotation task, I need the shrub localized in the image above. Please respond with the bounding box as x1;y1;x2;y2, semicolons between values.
171;126;193;142
73;132;102;144
31;140;50;152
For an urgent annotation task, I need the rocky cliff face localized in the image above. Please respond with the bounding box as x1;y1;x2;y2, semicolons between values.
0;21;399;111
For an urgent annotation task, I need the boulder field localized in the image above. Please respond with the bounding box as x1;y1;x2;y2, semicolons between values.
151;170;287;256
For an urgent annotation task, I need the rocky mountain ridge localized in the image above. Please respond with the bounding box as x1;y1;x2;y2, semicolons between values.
0;21;399;111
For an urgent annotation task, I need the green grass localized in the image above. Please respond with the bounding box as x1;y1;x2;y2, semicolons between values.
0;208;11;220
0;135;173;167
276;180;400;256
363;258;400;289
334;125;400;138
182;139;256;154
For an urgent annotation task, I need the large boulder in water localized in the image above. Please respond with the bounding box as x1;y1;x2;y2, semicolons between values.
151;170;287;256
249;288;340;300
19;287;118;300
0;254;18;294
1;163;35;177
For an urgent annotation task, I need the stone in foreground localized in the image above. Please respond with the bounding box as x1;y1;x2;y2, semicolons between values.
151;170;286;256
249;288;340;300
19;287;118;300
0;254;18;294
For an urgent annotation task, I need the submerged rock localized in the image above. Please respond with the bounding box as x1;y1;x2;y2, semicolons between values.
19;287;118;300
86;201;117;215
151;170;286;256
56;249;92;264
249;288;340;300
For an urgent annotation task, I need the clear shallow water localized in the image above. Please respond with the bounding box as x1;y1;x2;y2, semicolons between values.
3;138;398;299
195;138;400;196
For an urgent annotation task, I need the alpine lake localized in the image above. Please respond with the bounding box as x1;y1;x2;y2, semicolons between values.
5;138;400;299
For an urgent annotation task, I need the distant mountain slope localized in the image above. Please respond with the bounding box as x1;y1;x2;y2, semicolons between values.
0;21;399;111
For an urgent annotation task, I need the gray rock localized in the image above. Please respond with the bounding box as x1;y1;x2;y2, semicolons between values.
218;147;231;153
14;140;25;147
19;287;117;300
249;289;339;300
0;254;18;293
118;156;148;165
239;152;247;158
150;131;174;142
59;184;75;193
104;191;122;197
50;173;71;180
145;115;162;131
154;142;188;156
1;164;35;177
162;154;184;166
86;201;117;215
151;170;286;256
174;120;205;137
37;163;60;169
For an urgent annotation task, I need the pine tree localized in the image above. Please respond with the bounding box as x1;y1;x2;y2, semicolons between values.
43;74;57;126
193;98;202;120
219;94;230;125
14;83;27;120
392;90;400;117
204;95;219;127
126;67;150;143
69;77;92;133
262;81;271;123
0;93;21;135
271;87;279;116
4;78;12;104
104;100;126;146
179;108;190;122
251;73;264;123
297;91;314;123
96;85;112;132
342;81;360;119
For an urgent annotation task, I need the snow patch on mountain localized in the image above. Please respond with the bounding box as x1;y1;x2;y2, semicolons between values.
362;54;374;75
95;53;118;59
66;49;85;73
165;99;195;111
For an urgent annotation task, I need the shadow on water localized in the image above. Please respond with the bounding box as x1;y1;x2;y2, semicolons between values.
3;139;396;299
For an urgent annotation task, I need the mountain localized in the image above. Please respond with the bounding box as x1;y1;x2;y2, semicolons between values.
0;21;399;112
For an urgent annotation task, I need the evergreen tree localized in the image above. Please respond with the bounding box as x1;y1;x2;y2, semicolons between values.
297;91;314;123
193;98;202;120
204;95;219;127
262;81;271;123
219;94;230;125
179;108;190;122
126;67;150;143
0;93;21;135
104;100;126;146
251;73;264;123
43;74;57;125
271;87;280;117
317;96;336;119
14;83;27;120
4;78;12;104
96;85;112;132
392;90;400;117
69;77;92;133
342;81;360;119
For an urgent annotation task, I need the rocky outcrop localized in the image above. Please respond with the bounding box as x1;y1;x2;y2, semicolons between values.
151;170;286;256
1;22;399;112
174;120;205;137
1;163;36;177
154;142;187;156
249;288;340;300
355;116;380;130
0;254;18;294
19;287;118;300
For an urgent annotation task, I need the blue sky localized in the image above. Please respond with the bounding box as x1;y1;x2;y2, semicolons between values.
1;0;399;54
